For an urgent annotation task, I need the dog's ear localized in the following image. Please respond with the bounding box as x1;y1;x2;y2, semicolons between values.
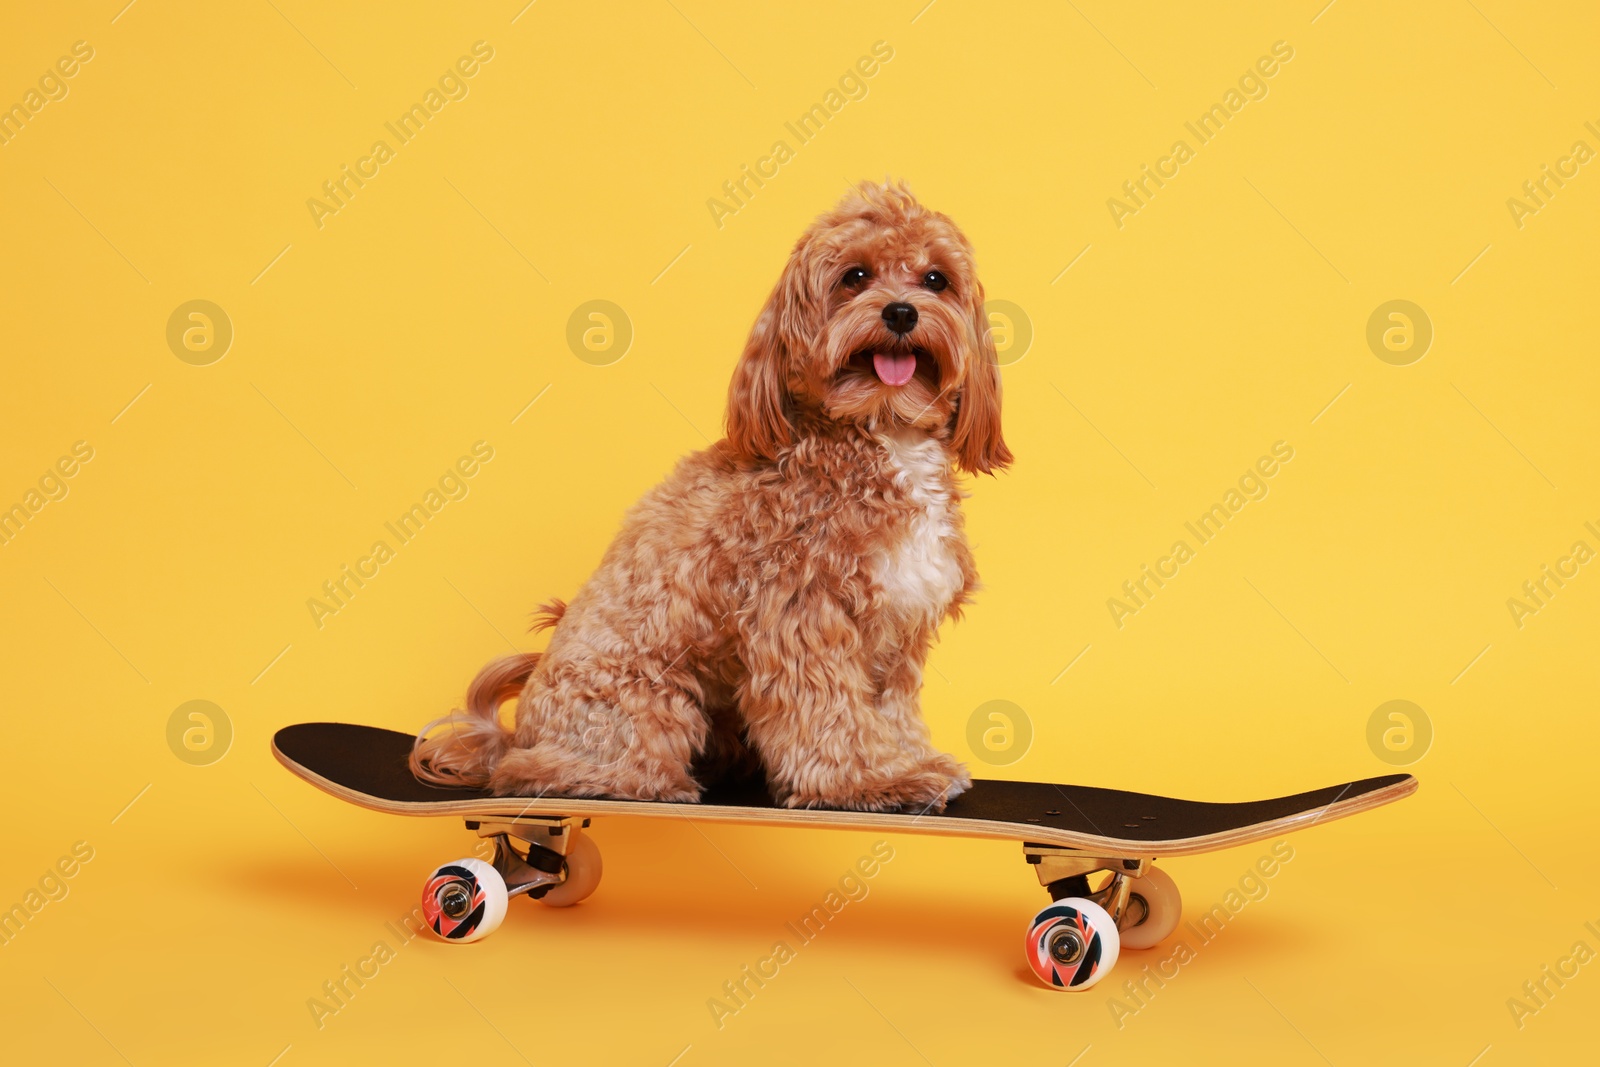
949;281;1013;474
726;246;812;463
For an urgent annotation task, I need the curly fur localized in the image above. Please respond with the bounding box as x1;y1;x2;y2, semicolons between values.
412;180;1010;811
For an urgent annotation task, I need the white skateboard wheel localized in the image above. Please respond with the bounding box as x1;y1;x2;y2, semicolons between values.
1118;866;1182;950
422;857;508;942
1026;897;1119;990
539;830;603;908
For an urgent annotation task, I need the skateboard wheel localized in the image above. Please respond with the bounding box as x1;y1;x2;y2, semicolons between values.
1026;897;1119;990
422;857;508;943
1118;866;1182;950
538;830;603;908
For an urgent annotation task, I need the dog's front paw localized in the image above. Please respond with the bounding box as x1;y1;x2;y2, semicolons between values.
941;761;973;804
881;753;970;814
775;752;971;812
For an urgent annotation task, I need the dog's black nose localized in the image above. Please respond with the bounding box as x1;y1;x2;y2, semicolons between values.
882;302;918;335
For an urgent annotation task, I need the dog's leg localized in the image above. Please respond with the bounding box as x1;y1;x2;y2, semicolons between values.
737;582;966;812
873;629;971;803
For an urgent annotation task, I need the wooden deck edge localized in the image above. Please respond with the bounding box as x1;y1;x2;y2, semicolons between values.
273;740;1418;859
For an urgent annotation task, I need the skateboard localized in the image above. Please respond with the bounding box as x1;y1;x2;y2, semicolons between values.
273;721;1417;990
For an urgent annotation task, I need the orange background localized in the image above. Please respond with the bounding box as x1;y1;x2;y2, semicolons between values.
1;1;1596;1063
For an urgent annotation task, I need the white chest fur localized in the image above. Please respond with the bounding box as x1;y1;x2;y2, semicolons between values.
870;430;965;626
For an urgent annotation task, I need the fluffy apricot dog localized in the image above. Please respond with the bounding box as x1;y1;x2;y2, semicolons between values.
412;181;1011;811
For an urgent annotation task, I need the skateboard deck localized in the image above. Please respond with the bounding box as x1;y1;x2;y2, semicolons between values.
274;722;1415;857
274;722;1417;990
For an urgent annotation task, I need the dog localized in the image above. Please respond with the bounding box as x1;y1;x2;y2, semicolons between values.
411;180;1011;811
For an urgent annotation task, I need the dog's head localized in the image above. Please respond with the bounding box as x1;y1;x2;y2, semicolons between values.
725;181;1012;474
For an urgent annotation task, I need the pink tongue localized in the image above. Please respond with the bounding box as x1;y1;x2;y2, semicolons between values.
872;352;917;386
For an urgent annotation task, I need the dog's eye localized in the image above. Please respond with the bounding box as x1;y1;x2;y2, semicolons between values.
841;267;869;288
922;270;949;291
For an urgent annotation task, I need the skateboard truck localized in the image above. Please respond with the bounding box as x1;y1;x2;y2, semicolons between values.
464;816;591;900
417;814;606;941
1020;843;1184;984
1024;844;1151;929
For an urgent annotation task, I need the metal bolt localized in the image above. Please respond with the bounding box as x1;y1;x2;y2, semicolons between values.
440;881;474;919
1048;927;1085;965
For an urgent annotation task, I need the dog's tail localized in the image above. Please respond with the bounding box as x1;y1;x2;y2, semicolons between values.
409;652;535;787
409;600;567;788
